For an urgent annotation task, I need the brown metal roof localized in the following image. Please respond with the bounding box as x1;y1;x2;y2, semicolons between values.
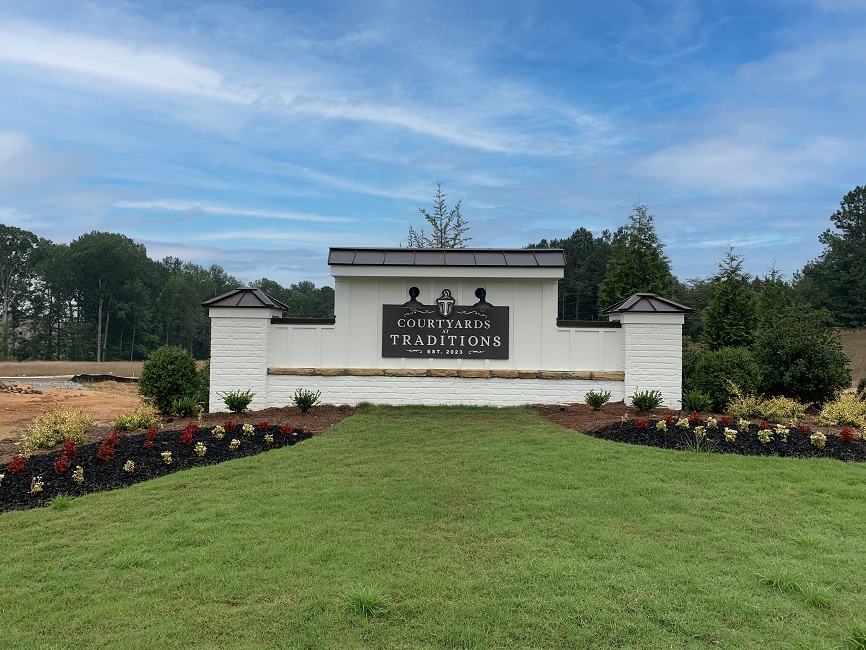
602;293;692;314
201;287;289;310
328;248;565;268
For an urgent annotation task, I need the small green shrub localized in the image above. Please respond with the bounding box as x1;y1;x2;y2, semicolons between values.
818;392;866;427
138;346;200;414
630;389;663;411
114;404;159;431
16;408;94;457
171;395;201;417
682;389;711;413
584;389;611;410
293;388;321;413
221;389;254;413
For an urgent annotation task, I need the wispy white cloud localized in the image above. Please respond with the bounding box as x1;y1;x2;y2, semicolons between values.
115;200;355;223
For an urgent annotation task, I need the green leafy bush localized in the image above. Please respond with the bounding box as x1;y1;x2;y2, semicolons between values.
630;389;663;411
684;346;759;412
752;310;850;405
293;388;321;413
16;408;93;457
138;345;200;414
171;395;201;417
221;389;254;413
682;389;711;413
114;404;159;431
584;389;611;410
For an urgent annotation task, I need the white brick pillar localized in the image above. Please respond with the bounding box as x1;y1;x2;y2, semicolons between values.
207;306;281;412
613;311;685;410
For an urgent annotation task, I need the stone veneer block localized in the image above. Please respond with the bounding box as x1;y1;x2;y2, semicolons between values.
345;368;385;376
540;371;567;380
430;369;459;377
384;368;428;377
592;371;625;381
565;371;593;380
458;369;491;378
517;370;539;379
316;368;345;376
491;370;519;379
268;367;314;376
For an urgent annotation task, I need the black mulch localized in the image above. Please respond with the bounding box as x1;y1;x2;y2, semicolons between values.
586;420;866;462
1;424;313;514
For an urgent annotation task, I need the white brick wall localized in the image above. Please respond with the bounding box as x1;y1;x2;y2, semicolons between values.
209;315;273;411
622;321;683;410
266;375;625;407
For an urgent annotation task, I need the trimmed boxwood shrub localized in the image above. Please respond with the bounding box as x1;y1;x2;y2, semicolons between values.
685;346;760;413
139;345;200;414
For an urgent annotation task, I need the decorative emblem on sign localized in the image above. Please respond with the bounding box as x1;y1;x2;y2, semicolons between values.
436;289;455;317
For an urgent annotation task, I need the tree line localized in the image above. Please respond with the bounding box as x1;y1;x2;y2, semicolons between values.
0;229;334;362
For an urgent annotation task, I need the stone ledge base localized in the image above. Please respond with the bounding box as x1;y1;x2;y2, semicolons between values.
268;367;625;381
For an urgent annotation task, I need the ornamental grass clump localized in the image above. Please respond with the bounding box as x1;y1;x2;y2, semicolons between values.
16;408;93;457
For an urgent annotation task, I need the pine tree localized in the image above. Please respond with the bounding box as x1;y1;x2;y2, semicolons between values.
407;180;471;248
702;248;757;350
597;204;675;311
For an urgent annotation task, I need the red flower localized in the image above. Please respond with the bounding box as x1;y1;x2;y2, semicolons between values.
7;455;25;473
839;427;855;443
689;411;702;425
257;421;269;431
759;420;769;431
146;426;159;441
179;430;194;445
97;443;115;461
797;422;812;436
665;413;674;425
54;454;69;474
720;415;733;427
223;421;235;433
105;431;120;448
144;439;154;450
63;438;77;458
634;418;648;429
280;425;293;436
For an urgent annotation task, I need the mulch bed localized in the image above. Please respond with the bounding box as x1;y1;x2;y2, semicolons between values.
1;405;355;514
534;402;866;461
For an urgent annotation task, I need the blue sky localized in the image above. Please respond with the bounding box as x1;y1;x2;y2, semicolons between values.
1;0;863;289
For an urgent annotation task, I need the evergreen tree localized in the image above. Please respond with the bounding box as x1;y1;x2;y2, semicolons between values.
407;180;470;248
702;248;757;350
796;184;866;326
527;227;613;320
597;204;675;311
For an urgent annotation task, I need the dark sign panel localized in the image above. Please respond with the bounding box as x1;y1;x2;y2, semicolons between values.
382;302;510;359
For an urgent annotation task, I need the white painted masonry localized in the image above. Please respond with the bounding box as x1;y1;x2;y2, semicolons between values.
205;249;688;410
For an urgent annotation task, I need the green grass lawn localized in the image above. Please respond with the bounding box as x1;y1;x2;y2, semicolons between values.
2;405;865;649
